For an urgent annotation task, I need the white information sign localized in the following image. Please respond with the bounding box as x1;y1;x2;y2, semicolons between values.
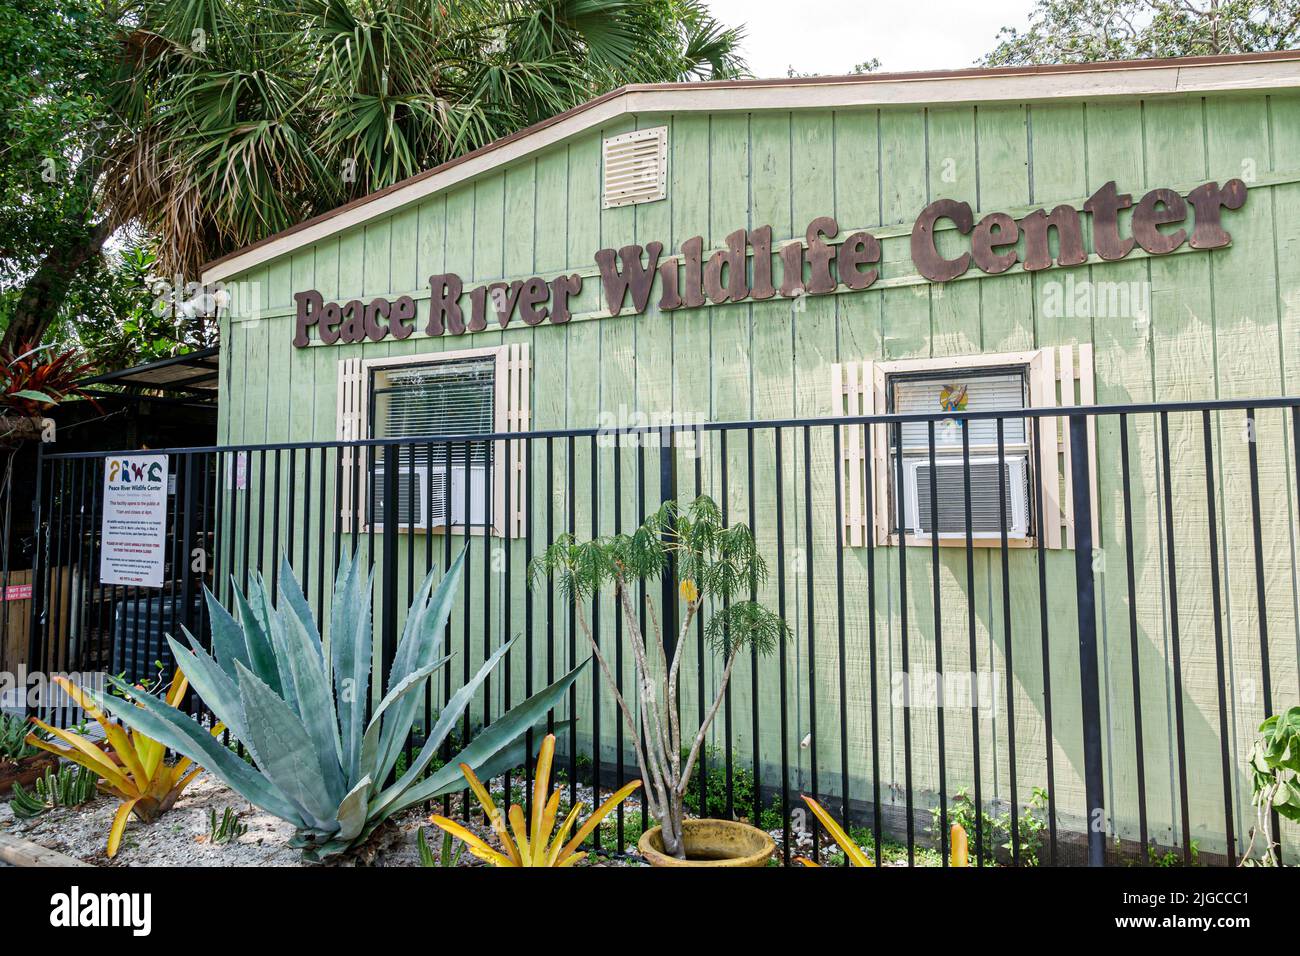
100;454;169;588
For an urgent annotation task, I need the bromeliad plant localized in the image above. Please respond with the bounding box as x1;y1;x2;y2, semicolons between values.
26;670;221;857
430;732;640;867
0;344;98;443
101;547;585;861
531;495;787;860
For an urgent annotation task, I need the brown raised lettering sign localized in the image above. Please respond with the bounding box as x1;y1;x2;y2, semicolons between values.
290;178;1245;346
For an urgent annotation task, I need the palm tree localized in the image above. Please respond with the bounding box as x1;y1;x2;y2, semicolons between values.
105;0;748;278
4;0;746;350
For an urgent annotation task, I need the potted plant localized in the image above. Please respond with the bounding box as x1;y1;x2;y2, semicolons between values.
0;711;57;796
532;495;787;865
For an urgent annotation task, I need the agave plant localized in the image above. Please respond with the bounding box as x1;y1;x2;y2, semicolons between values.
795;795;971;868
430;732;640;867
101;547;585;861
26;670;222;857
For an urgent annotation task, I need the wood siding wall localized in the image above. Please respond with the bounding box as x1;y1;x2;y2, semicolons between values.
215;91;1300;858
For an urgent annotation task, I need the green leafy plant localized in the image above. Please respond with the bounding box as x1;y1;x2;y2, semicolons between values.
10;764;99;818
100;548;586;861
0;711;50;763
417;825;464;868
1242;705;1300;866
930;786;1049;866
206;807;248;845
532;495;788;860
1148;840;1199;867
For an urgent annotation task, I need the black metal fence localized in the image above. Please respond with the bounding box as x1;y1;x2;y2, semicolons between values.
20;398;1300;867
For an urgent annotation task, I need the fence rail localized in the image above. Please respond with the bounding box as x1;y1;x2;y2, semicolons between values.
20;398;1300;867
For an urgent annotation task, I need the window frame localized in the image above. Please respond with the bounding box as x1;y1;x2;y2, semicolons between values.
355;345;514;536
830;347;1097;550
884;362;1034;542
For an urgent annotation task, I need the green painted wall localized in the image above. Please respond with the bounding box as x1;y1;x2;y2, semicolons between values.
215;90;1300;860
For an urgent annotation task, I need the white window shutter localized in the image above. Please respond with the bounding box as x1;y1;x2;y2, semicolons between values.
831;360;876;547
1031;344;1098;550
338;357;364;533
504;342;530;537
1030;347;1061;549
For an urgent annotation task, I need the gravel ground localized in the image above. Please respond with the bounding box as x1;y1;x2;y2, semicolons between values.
0;771;655;867
2;766;873;866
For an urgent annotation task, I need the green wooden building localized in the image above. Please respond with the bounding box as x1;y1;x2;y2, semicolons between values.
202;51;1300;863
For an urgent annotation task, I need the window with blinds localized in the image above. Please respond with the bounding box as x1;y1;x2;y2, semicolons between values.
887;368;1032;538
369;357;496;530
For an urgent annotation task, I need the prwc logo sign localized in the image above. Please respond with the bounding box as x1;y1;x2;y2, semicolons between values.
100;454;169;588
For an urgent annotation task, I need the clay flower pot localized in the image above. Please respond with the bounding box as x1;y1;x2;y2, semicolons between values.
637;818;775;867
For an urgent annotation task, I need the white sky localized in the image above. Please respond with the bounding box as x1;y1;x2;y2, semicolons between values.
704;0;1041;78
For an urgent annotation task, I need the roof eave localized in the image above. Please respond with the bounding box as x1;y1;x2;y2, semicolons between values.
200;50;1300;284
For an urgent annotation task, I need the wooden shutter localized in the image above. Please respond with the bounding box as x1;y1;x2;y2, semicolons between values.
1031;343;1098;550
337;357;364;532
830;360;877;547
498;342;530;537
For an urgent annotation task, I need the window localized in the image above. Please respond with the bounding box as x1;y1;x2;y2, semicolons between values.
338;344;529;535
830;346;1098;549
369;357;495;531
887;368;1031;539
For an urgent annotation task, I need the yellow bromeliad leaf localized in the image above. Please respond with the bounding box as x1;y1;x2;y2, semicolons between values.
950;823;969;867
801;795;874;867
531;733;556;849
507;804;535;865
26;720;133;794
545;803;585;866
106;798;140;859
428;815;514;867
459;763;521;866
538;786;562;852
555;779;642;864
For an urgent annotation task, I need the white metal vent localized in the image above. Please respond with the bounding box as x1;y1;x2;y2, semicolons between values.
904;455;1030;539
602;126;668;209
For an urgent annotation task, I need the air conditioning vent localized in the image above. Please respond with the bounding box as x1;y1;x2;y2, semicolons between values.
603;127;668;209
371;465;429;529
370;464;490;530
904;455;1030;538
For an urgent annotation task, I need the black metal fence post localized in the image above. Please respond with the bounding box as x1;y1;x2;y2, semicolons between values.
25;441;47;718
1069;413;1105;867
659;428;678;662
381;443;399;691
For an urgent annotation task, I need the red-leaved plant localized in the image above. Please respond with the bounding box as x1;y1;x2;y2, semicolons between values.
0;344;98;441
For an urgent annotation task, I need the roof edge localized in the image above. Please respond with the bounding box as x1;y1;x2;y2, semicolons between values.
201;49;1300;282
